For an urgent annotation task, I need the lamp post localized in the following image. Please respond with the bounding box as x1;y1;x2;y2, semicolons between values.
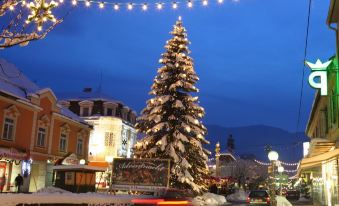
278;166;284;195
268;151;279;206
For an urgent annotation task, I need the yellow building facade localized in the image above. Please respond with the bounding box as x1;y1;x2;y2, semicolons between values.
299;1;339;205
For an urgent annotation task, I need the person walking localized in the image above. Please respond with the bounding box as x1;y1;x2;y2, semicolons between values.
14;174;23;193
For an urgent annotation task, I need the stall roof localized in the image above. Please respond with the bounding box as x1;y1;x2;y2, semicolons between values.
53;165;106;172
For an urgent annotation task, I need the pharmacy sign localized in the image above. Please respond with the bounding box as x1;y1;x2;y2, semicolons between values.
306;59;332;96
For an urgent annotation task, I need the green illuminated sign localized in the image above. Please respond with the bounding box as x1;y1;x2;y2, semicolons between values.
306;59;332;96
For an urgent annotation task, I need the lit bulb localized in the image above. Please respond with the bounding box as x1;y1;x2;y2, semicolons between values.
9;5;14;10
113;4;119;10
99;2;104;9
22;1;26;5
156;3;163;10
172;2;178;9
217;0;223;3
59;0;63;3
202;0;208;6
72;0;77;5
142;3;148;11
37;26;42;31
85;1;90;7
42;17;47;22
127;3;133;10
187;1;193;8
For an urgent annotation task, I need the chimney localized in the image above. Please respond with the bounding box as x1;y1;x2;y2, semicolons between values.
83;88;92;93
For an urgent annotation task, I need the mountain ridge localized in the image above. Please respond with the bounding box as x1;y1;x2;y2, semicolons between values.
204;124;308;162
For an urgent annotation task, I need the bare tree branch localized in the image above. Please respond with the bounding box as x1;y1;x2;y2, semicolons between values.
0;0;63;49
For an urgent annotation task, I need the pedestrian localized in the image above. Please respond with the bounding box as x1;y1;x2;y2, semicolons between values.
14;174;23;193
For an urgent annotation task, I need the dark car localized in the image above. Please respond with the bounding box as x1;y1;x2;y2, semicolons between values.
285;190;300;201
132;189;193;206
247;190;270;205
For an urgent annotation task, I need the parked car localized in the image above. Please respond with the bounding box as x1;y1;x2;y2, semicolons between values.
132;189;193;206
247;190;270;205
285;190;300;201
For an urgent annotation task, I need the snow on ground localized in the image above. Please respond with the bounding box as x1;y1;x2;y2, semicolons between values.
277;196;293;206
226;189;248;202
0;191;137;206
36;186;71;194
193;193;227;206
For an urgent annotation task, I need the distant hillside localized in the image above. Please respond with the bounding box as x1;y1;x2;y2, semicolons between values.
205;124;308;162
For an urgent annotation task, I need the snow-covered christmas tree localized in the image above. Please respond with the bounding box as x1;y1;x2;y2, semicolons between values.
134;17;210;194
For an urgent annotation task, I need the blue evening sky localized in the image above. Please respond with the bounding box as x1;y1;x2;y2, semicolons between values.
1;0;336;132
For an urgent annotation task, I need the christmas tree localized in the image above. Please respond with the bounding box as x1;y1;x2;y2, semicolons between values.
134;17;210;194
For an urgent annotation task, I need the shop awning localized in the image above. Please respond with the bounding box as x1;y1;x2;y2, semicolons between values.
88;161;109;168
53;165;106;172
300;148;339;170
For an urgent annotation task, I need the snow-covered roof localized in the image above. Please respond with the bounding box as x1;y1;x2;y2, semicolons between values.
58;108;88;124
0;59;39;100
58;90;122;104
53;165;106;171
0;59;87;125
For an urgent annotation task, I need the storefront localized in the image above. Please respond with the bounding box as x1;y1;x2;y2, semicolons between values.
299;148;339;206
0;147;30;192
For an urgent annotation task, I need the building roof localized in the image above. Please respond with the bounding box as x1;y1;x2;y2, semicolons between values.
58;89;137;114
58;90;122;104
0;59;88;125
327;0;338;24
0;59;39;100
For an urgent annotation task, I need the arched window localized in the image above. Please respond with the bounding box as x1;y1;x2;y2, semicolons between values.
36;115;50;148
2;105;20;141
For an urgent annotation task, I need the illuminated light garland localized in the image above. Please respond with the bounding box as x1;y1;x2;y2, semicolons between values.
172;2;178;9
187;0;193;8
113;3;119;10
285;169;298;173
85;0;91;7
254;159;299;166
142;3;148;11
280;161;299;166
254;159;271;166
156;3;163;10
127;3;133;10
99;2;104;9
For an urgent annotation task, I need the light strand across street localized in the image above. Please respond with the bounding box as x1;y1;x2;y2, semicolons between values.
254;159;299;167
8;0;235;12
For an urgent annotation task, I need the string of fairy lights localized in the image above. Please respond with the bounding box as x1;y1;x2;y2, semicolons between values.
253;159;299;166
253;159;299;173
5;0;234;31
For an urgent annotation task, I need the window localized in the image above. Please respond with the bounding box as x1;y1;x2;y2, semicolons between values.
77;138;84;155
82;107;90;117
107;108;113;116
104;132;114;147
59;133;67;152
37;127;46;147
2;117;14;141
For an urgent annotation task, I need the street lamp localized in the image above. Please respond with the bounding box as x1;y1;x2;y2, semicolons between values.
268;150;278;206
278;166;284;195
268;151;279;161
